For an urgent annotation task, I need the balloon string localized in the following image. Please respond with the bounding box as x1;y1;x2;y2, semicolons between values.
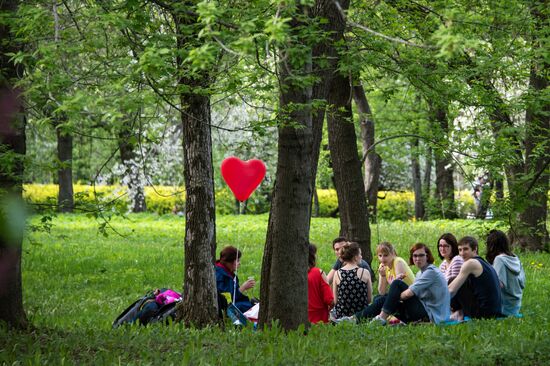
232;200;244;306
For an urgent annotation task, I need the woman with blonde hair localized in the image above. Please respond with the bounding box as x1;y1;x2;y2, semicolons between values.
376;242;415;295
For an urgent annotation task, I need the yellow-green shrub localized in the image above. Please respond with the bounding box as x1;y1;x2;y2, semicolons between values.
23;184;479;219
316;189;339;217
144;186;185;215
377;191;415;221
23;184;129;212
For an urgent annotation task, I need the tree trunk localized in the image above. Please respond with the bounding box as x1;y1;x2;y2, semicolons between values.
55;118;74;213
432;106;456;219
174;9;218;327
118;118;146;213
423;146;432;219
259;3;314;331
308;0;351;214
512;2;549;251
0;0;28;329
411;137;424;220
328;74;372;267
353;84;381;220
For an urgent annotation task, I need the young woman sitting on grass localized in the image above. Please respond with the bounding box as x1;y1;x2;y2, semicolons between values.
438;233;464;283
334;242;415;323
307;244;334;323
486;230;525;316
377;242;415;295
215;246;256;313
332;242;372;319
336;243;450;325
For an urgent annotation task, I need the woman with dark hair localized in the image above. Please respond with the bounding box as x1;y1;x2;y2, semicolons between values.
215;246;255;313
341;243;450;325
332;242;372;318
307;244;334;323
437;233;464;283
486;230;525;316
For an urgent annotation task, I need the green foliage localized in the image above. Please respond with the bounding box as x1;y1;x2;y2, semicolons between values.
1;214;549;364
23;184;481;220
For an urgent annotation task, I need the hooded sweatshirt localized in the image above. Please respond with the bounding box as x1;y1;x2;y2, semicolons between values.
493;254;525;316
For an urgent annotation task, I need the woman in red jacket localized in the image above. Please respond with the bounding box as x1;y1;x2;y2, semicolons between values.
308;244;334;323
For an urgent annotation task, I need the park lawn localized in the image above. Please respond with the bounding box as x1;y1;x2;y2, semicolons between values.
1;213;549;365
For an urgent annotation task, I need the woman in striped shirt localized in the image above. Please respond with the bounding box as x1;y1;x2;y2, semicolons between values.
437;233;464;283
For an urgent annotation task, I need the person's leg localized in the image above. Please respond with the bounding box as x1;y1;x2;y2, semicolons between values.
355;295;386;321
380;280;409;316
454;280;479;318
394;297;429;323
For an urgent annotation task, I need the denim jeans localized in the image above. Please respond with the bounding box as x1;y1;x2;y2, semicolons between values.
356;280;428;323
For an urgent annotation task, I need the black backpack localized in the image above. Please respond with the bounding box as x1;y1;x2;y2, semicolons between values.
112;289;180;328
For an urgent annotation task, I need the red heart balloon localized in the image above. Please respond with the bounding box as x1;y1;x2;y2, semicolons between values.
221;157;266;202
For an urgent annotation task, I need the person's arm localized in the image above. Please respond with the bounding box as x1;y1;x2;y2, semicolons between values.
406;268;435;300
326;269;336;285
448;259;481;297
239;278;255;293
320;270;335;307
400;289;414;300
378;265;388;295
394;260;409;281
332;270;340;304
359;268;373;304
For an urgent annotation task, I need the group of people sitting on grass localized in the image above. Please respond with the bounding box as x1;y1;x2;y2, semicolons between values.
311;230;525;325
213;229;525;326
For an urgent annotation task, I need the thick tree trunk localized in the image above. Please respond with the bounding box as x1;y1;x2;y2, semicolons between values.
328;74;372;267
0;0;28;329
308;0;351;212
432;106;456;219
118;119;146;213
55;119;74;213
174;10;218;327
512;2;549;251
259;73;313;330
353;84;381;220
259;4;314;331
411;137;424;220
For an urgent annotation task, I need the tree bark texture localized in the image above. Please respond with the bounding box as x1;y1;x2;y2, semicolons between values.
174;9;218;327
259;4;315;331
118;118;146;213
0;0;28;329
328;74;372;267
513;2;549;251
308;0;352;209
353;84;381;220
432;106;456;219
55;118;74;213
411;137;425;220
259;84;313;330
423;146;432;220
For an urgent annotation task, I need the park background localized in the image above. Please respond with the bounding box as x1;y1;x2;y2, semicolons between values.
1;0;549;364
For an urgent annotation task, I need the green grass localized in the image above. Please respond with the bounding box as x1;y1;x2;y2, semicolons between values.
1;214;550;365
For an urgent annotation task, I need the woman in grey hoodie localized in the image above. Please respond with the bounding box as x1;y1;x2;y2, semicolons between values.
486;230;526;316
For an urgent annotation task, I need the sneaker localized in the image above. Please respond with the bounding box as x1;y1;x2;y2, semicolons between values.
332;315;357;325
370;315;387;326
329;309;337;322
